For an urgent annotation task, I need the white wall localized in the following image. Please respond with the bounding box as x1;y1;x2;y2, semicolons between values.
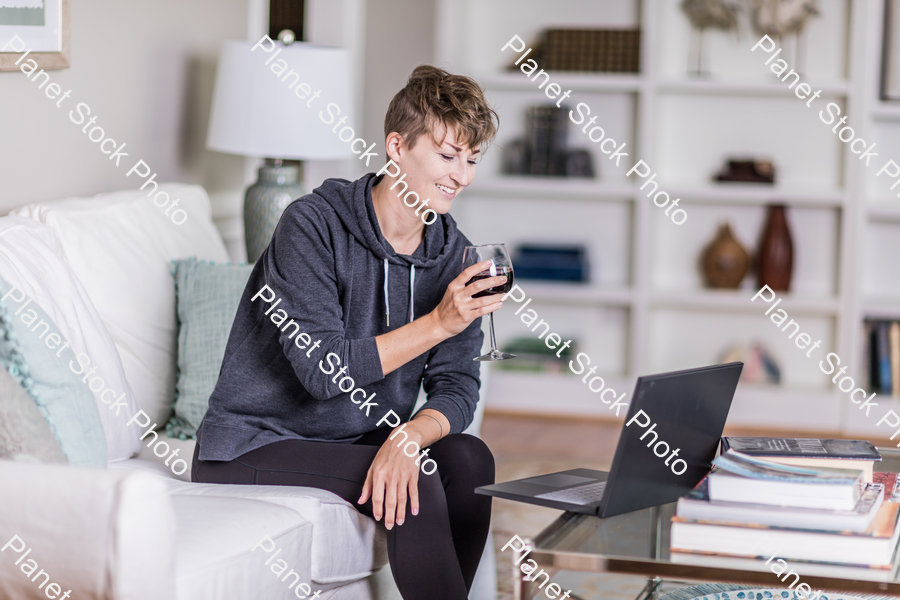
360;0;436;170
0;0;250;227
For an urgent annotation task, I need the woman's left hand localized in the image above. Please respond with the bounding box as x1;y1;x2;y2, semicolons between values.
357;427;424;529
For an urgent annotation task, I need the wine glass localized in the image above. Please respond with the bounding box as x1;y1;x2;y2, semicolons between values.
462;244;516;361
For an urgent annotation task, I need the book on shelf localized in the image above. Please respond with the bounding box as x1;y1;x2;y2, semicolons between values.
720;437;880;482
512;244;589;283
892;321;900;397
524;105;568;176
511;29;641;73
496;337;576;374
709;451;865;511
677;476;884;533
670;501;900;568
867;319;898;395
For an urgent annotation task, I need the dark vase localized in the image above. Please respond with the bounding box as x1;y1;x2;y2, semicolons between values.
757;204;793;291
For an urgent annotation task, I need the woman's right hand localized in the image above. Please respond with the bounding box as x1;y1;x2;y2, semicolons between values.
430;260;508;337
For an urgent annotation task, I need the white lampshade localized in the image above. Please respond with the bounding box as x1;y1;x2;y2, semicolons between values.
206;40;354;160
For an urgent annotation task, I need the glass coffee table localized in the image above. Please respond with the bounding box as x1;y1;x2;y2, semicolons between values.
513;448;900;600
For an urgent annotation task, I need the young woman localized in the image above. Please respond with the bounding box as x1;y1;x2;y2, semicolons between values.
193;65;502;599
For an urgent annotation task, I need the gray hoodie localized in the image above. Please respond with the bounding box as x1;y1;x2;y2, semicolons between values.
197;173;483;461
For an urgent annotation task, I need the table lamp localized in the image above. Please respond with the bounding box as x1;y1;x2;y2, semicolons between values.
207;36;353;262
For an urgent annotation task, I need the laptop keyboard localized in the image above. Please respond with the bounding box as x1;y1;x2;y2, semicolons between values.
534;481;607;505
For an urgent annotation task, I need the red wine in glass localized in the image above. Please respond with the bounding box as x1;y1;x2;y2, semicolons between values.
466;266;514;298
462;244;516;361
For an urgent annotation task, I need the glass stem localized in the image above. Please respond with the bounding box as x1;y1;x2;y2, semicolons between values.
488;313;500;355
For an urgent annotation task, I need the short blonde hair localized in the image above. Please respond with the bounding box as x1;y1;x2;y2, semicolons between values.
384;65;499;152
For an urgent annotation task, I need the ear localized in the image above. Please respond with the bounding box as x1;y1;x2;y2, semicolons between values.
384;132;406;164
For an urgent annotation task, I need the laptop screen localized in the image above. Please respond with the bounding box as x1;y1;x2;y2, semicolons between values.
600;362;743;518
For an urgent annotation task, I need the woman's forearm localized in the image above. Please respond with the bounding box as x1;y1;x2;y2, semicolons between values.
374;311;452;376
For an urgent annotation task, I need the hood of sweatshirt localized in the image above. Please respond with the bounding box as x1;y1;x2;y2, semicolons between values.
311;172;462;326
312;173;459;268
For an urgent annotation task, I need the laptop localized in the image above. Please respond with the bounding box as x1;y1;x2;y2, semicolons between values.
476;362;743;518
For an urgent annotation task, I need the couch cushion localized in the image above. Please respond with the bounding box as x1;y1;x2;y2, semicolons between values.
0;217;140;461
171;494;315;600
12;183;230;428
0;364;68;464
136;431;196;482
165;479;387;586
0;276;106;466
0;459;177;600
168;259;253;440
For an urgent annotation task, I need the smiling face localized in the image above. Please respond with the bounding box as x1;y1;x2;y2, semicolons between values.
386;123;479;215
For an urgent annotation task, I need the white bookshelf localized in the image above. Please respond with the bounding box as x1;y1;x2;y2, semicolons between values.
436;0;898;434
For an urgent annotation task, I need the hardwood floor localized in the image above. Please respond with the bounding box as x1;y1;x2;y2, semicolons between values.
481;410;893;467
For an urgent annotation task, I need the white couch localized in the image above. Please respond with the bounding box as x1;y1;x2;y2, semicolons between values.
0;184;495;600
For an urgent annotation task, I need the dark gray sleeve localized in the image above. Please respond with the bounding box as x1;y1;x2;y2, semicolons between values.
261;199;384;402
419;316;484;434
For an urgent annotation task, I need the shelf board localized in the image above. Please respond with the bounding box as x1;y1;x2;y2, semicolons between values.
485;370;838;430
862;298;900;319
485;369;632;418
479;72;642;94
727;386;839;431
871;104;900;121
466;177;635;201
663;183;845;207
513;281;633;306
867;204;900;221
656;78;849;97
650;290;840;315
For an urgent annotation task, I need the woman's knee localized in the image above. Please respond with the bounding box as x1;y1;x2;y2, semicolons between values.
430;434;495;483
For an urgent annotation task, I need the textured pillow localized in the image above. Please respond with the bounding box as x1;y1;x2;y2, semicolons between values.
12;183;230;428
167;259;254;439
0;277;107;467
0;365;68;464
0;216;140;462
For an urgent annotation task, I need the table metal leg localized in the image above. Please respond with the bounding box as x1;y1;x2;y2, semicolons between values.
634;576;663;600
514;547;535;600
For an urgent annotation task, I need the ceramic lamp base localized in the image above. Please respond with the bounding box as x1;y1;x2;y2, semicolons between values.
243;164;303;263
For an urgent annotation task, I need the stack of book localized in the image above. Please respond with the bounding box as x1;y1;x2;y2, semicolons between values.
513;244;589;283
670;440;900;569
497;337;576;374
524;105;569;176
867;320;900;396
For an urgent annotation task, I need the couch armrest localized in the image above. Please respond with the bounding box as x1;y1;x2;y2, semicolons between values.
0;460;176;600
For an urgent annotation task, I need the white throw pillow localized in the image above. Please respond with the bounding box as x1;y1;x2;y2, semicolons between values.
0;217;141;461
13;184;230;429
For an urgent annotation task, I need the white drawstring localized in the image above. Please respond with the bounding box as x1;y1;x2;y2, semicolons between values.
383;259;417;327
408;265;416;323
383;258;390;327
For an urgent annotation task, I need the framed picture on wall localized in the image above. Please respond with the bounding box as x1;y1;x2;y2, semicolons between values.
0;0;70;71
883;0;900;100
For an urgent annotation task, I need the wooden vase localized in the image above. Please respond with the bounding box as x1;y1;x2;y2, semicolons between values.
757;204;794;291
702;222;749;289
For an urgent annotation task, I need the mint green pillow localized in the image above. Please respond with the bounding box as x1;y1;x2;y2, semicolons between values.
0;277;107;467
167;259;253;439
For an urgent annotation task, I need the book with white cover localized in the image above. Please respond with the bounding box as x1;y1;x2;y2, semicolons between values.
709;450;865;511
669;551;900;582
676;478;884;533
670;502;900;568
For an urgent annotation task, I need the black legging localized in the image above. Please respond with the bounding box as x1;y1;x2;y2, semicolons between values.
192;428;495;600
